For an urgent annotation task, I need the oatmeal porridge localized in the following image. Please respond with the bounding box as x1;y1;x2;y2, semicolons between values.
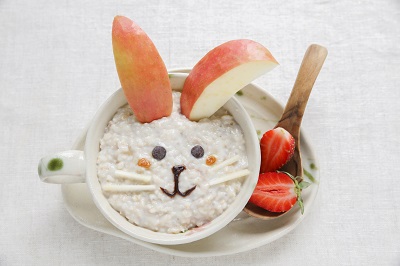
97;91;249;234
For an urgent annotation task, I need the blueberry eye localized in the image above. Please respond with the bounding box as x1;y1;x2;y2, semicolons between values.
191;145;204;159
152;146;166;160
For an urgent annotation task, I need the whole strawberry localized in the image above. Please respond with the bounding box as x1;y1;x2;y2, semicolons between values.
260;127;295;173
249;171;310;213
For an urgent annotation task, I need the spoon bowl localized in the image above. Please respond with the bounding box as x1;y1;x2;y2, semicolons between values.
244;44;328;220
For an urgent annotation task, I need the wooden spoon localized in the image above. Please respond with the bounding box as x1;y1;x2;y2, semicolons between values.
243;44;328;219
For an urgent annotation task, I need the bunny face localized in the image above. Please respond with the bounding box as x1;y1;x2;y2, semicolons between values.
97;92;249;234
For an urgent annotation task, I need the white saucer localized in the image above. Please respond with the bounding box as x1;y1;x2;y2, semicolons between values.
61;70;320;257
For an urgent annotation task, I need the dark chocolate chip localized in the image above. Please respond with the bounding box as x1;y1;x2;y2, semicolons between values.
152;146;166;160
191;145;204;158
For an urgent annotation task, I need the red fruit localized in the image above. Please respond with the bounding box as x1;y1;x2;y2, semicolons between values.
260;127;295;173
249;172;298;213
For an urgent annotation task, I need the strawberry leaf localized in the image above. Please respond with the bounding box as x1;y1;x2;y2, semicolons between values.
278;171;311;215
298;196;305;214
299;181;311;189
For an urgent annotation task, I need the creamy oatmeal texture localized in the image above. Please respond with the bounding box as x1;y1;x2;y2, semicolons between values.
97;92;248;234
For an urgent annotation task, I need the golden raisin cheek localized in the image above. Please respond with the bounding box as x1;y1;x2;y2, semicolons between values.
206;155;217;166
137;158;151;168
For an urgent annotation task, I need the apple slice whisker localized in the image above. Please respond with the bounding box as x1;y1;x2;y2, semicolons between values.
208;169;250;186
114;170;152;183
102;184;156;193
209;155;240;172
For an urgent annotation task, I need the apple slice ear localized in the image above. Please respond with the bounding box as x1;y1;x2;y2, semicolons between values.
112;16;172;123
180;39;278;121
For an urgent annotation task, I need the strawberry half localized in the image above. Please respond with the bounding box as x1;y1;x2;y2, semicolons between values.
249;172;309;213
260;127;295;173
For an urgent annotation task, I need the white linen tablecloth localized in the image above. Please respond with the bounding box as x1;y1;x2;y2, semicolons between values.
1;0;399;265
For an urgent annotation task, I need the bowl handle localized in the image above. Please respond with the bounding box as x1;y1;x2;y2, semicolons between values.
38;150;85;184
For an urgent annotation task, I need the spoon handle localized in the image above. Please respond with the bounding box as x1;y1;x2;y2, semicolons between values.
276;44;328;136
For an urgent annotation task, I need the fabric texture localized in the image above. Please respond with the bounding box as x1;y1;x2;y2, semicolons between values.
0;0;399;265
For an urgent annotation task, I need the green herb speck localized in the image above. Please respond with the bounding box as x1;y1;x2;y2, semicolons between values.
261;96;267;100
256;130;262;136
47;158;63;171
310;163;317;170
236;90;243;96
303;168;316;183
168;74;174;78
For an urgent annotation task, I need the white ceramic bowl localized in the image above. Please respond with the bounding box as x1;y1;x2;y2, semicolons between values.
39;72;260;245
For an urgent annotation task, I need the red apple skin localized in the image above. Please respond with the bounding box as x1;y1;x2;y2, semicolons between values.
112;16;172;123
180;39;278;120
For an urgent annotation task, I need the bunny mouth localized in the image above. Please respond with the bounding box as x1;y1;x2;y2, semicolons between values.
160;165;197;198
